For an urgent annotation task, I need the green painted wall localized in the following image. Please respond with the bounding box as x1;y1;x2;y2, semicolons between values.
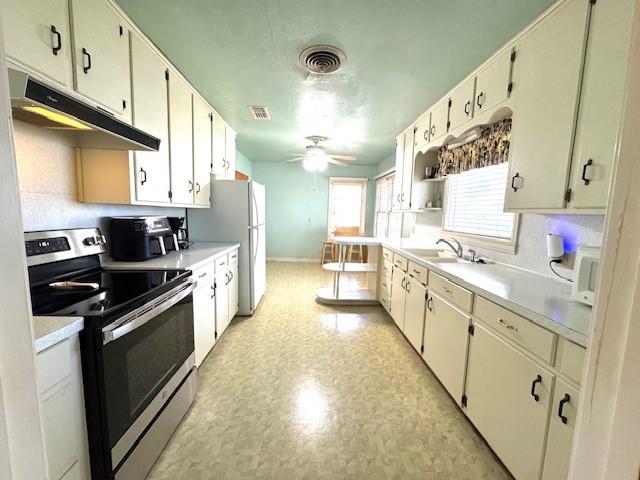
252;162;378;258
236;150;252;176
376;154;395;175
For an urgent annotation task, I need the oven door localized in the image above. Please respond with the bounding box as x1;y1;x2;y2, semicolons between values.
100;280;195;470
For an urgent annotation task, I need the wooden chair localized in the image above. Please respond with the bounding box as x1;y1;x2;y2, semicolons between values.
320;241;335;264
332;227;364;263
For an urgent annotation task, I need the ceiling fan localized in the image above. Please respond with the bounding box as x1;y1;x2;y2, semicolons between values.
286;135;356;172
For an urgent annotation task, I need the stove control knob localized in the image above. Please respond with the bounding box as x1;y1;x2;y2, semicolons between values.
84;237;96;246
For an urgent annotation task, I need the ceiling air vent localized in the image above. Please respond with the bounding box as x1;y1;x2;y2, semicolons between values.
299;45;346;74
248;105;271;120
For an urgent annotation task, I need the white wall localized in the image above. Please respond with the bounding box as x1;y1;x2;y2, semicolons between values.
408;210;604;276
14;120;184;233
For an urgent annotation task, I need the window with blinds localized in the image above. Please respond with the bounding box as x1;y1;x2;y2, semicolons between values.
443;163;515;240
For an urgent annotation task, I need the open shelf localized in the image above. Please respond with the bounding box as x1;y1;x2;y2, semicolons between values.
322;262;377;273
410;207;442;213
315;287;378;306
421;177;445;182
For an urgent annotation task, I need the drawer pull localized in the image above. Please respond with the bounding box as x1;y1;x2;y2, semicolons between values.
498;317;518;332
382;282;387;288
558;393;571;424
427;296;433;312
412;269;420;275
401;277;406;288
530;375;542;402
198;272;207;278
441;286;453;295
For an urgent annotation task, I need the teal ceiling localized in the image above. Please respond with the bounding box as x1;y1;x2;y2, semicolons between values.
115;0;554;164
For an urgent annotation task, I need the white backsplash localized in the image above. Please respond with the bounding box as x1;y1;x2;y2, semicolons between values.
13;120;183;233
406;210;604;277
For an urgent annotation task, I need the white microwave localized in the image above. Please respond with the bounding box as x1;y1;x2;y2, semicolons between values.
572;246;601;306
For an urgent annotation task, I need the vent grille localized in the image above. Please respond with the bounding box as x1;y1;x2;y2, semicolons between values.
248;105;271;120
299;45;346;74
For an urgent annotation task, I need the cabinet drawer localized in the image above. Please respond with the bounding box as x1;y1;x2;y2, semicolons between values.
228;249;239;266
428;272;473;313
474;296;558;363
379;275;391;296
36;339;71;394
393;253;408;272
192;262;215;285
556;338;586;384
215;255;228;271
380;294;391;312
382;260;393;280
382;247;393;263
408;261;428;286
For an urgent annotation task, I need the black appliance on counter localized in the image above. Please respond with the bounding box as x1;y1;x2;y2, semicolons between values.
25;228;196;480
109;216;179;261
168;216;189;249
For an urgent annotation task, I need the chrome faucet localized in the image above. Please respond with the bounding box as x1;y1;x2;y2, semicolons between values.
436;237;463;258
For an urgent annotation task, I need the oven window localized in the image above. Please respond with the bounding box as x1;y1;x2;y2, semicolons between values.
102;293;194;449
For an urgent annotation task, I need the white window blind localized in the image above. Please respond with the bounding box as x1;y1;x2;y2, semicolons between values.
443;163;515;239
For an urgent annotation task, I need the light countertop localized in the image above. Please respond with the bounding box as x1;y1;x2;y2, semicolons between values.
330;236;384;246
381;241;592;347
33;316;84;353
103;242;240;271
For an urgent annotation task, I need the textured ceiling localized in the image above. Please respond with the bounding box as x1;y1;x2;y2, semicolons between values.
115;0;554;164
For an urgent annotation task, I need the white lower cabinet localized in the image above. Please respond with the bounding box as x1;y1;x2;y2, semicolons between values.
192;263;216;367
422;292;471;405
215;255;230;337
389;265;407;329
228;252;239;319
542;378;580;480
465;322;553;480
35;335;90;480
401;276;426;353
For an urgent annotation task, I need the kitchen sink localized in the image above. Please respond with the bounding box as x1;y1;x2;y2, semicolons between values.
403;248;443;257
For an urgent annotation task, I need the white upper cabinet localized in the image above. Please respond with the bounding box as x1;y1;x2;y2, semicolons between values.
1;0;74;89
193;95;212;206
130;33;170;203
400;128;414;209
414;111;431;151
70;0;130;118
224;126;237;179
474;48;514;116
505;0;592;210
428;97;450;145
211;111;226;177
567;0;636;209
167;70;194;205
392;133;404;210
448;77;476;132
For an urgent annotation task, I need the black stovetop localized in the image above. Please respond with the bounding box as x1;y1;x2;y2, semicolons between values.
30;266;191;327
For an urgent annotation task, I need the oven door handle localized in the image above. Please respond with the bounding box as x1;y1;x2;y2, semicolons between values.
102;281;195;345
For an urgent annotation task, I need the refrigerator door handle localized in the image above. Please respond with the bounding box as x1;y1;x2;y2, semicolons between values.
251;184;260;226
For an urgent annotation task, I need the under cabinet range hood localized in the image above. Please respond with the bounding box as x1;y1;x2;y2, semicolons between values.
8;68;159;151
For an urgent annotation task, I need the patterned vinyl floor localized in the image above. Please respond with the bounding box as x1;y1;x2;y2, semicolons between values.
148;262;511;480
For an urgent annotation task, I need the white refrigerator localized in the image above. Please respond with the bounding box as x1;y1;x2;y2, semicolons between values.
188;180;266;315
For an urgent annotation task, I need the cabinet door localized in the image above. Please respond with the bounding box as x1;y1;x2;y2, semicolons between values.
211;111;226;177
414;111;431;150
542;378;580;480
215;264;229;337
192;276;215;367
392;134;404;210
228;261;239;319
402;276;426;353
167;72;194;205
423;293;470;404
428;97;451;143
225;127;237;179
505;0;591;210
1;0;73;89
465;323;553;480
70;0;129;117
567;0;635;209
131;34;170;203
400;129;414;210
389;267;406;330
475;48;514;115
448;77;476;132
193;96;212;206
41;380;78;479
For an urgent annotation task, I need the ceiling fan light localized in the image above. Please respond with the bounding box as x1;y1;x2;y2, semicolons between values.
302;155;328;172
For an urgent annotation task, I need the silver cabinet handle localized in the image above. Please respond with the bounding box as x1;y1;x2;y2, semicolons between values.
210;284;215;299
195;182;201;194
498;317;518;332
188;180;194;193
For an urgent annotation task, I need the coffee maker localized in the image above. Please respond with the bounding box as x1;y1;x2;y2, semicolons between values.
109;216;179;261
168;216;189;249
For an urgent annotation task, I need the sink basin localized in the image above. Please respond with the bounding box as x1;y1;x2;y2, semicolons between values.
403;248;442;257
427;256;462;263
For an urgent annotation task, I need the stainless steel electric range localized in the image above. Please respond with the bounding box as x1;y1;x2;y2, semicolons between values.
26;228;197;480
